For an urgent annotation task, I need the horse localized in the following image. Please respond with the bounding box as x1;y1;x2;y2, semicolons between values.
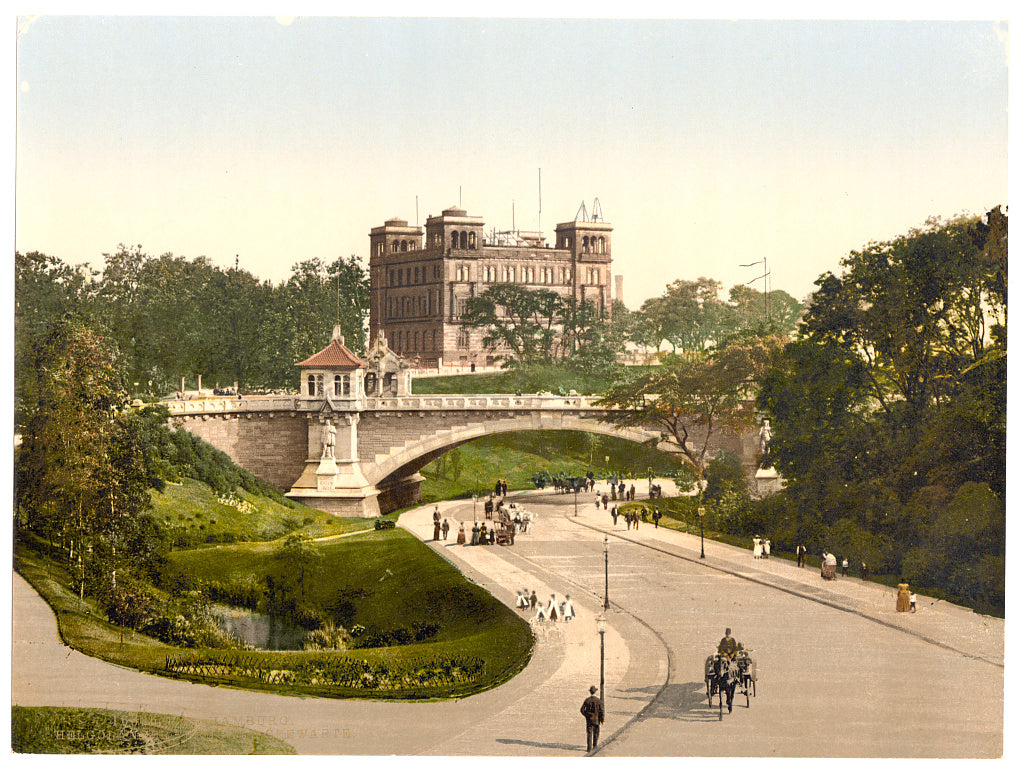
705;654;740;718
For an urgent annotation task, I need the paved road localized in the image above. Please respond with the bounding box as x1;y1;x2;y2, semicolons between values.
12;484;1003;756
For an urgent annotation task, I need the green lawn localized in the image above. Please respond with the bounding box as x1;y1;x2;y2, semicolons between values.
12;706;295;754
153;478;376;547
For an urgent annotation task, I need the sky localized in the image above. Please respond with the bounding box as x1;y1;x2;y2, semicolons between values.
14;13;1010;310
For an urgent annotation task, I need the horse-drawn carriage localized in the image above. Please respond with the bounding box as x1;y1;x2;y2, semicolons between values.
493;517;515;545
704;649;757;719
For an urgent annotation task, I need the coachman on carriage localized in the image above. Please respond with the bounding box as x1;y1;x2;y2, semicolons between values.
705;628;757;719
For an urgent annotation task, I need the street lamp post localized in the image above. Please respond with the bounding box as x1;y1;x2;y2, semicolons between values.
596;612;607;708
472;494;478;523
698;505;706;559
603;535;610;610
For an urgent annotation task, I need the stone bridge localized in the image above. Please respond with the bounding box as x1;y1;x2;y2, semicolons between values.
165;390;763;518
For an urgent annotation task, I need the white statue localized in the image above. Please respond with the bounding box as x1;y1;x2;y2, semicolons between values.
321;421;336;459
758;418;772;461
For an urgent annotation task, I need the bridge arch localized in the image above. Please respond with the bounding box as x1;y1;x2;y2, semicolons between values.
364;413;681;492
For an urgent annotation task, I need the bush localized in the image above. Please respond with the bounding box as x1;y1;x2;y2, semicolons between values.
105;583;158;630
374;519;396;530
303;621;349;651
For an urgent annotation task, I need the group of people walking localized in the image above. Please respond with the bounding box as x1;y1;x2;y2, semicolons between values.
516;590;576;622
609;504;660;529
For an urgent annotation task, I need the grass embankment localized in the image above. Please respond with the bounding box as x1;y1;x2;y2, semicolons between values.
164;528;532;698
12;706;294;754
16;482;533;700
152;478;376;547
421;429;681;502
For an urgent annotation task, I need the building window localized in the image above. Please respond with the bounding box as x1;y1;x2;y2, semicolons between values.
468;232;476;249
392;240;399;253
343;374;351;395
451;231;459;249
334;375;342;396
457;329;470;348
365;372;377;395
307;374;315;396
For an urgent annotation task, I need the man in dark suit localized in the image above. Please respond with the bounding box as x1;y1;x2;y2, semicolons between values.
717;627;738;659
580;685;604;752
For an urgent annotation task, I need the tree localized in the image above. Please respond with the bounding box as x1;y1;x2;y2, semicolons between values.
599;333;786;490
461;284;562;366
15;318;161;598
265;535;323;612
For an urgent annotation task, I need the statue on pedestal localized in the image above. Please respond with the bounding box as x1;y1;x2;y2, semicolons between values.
321;421;336;460
757;418;772;467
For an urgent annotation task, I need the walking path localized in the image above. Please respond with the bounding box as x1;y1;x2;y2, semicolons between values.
561;488;1004;668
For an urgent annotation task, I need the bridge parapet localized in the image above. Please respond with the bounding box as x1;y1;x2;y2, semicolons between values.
163;393;606;416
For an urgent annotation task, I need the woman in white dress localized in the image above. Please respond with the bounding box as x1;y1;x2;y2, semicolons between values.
753;536;763;559
561;594;576;621
545;594;560;621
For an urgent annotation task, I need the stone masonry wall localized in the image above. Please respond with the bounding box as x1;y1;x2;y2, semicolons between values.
172;412;309;490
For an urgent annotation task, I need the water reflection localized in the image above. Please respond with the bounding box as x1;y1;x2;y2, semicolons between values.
210;603;308;651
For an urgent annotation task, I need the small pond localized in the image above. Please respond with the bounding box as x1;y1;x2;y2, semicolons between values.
210;603;309;651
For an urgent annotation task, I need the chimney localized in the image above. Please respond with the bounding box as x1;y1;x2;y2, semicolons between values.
332;324;342;342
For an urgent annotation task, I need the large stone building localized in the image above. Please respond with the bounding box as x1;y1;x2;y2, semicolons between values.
368;204;613;367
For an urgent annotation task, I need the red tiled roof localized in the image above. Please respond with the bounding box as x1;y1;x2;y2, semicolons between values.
295;339;365;369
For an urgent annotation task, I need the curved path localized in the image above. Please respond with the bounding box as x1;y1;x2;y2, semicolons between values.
12;482;1003;756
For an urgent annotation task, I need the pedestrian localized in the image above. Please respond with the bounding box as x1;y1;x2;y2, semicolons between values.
860;561;868;580
653;508;661;528
629;484;635;501
432;516;441;542
753;536;763;560
797;543;806;567
580;685;604;752
611;505;618;526
764;538;771;558
470;522;479;546
546;593;560;621
516;589;528;609
602;493;609;510
457;523;466;545
561;594;576;621
442;518;450;540
910;592;917;613
488;527;495;544
841;557;849;576
595;495;602;510
530;590;538;610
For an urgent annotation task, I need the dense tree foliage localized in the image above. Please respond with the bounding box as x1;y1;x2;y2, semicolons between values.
15;318;164;598
757;208;1006;613
627;277;803;355
14;246;370;414
460;284;624;373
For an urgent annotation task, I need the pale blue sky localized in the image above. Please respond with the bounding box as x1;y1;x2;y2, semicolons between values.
15;15;1009;307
